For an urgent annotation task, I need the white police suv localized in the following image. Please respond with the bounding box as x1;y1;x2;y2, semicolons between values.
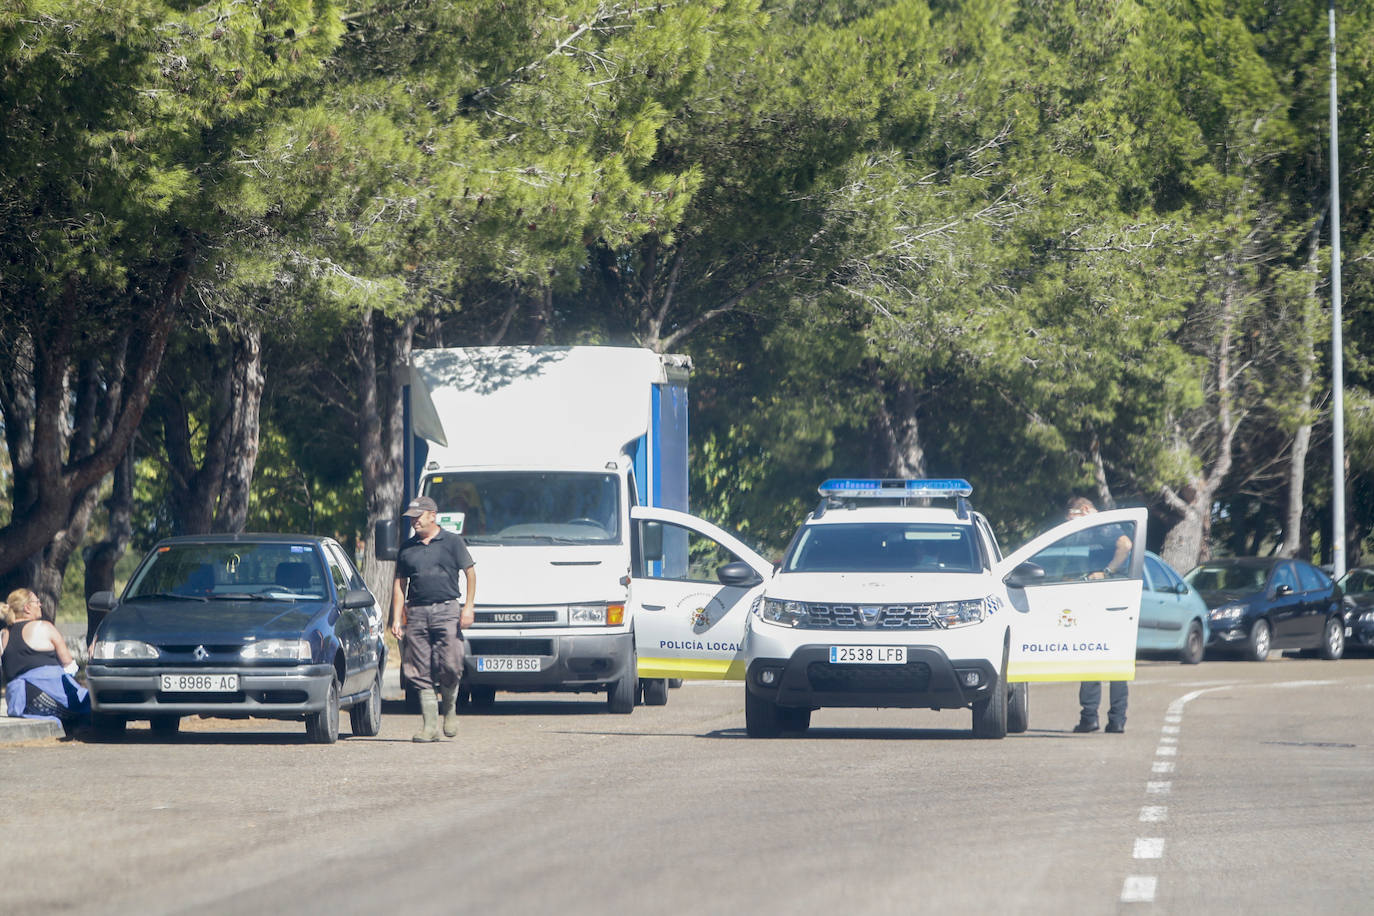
740;479;1146;738
621;479;1145;739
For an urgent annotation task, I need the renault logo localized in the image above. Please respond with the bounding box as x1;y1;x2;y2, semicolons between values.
193;645;209;661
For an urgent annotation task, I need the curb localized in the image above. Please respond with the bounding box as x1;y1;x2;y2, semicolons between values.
0;716;65;743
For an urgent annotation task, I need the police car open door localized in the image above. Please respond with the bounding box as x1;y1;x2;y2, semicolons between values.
994;508;1147;682
629;506;773;680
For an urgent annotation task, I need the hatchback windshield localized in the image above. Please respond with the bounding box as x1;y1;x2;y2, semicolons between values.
424;471;620;545
125;543;328;601
1185;564;1269;594
783;523;980;573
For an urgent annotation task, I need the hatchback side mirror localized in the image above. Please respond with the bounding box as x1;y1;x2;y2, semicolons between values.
342;588;375;609
1175;582;1190;595
1274;583;1294;598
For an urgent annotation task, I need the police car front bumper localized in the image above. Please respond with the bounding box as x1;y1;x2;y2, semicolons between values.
745;645;999;711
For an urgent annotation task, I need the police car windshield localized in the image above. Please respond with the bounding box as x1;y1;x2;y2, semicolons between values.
783;523;979;573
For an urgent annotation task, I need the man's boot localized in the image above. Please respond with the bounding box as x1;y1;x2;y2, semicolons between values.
413;689;440;743
440;684;459;738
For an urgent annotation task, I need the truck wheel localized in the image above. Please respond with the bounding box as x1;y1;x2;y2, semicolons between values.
306;676;340;744
668;679;684;688
745;689;783;738
349;669;383;737
972;674;1008;739
1007;682;1029;734
1180;621;1205;665
468;685;496;709
641;678;669;706
607;654;637;714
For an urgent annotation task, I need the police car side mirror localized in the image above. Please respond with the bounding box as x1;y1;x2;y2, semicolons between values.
375;519;399;562
641;521;664;562
717;561;762;588
1004;562;1047;589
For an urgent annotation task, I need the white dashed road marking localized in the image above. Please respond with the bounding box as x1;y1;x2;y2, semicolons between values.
1133;837;1165;859
1121;876;1158;903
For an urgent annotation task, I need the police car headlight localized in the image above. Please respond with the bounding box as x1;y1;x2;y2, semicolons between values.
934;599;988;629
759;598;808;628
1209;604;1245;623
90;639;159;661
240;639;311;661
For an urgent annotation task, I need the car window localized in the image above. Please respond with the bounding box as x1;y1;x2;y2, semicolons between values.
636;520;743;583
783;522;981;574
1144;556;1177;594
1270;563;1298;594
1294;561;1324;593
321;543;354;595
125;542;329;601
1344;571;1374;594
1021;520;1138;585
1186;564;1267;593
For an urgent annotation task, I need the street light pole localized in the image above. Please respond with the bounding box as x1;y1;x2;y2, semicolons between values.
1329;0;1347;577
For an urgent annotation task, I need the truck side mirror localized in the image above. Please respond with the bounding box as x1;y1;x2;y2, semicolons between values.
375;518;399;562
641;521;664;562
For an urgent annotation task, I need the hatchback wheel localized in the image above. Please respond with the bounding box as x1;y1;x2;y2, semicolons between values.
1180;621;1205;665
1320;616;1346;660
149;715;181;736
1246;619;1272;662
349;670;383;737
307;675;340;744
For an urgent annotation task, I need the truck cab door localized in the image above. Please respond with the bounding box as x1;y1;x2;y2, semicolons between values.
995;508;1147;683
629;507;773;680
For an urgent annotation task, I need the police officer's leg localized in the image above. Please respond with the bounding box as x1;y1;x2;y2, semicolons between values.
404;604;441;743
1075;682;1101;731
1106;681;1128;732
432;599;464;738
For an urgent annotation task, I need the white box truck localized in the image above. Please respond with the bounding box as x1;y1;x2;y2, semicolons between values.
380;346;691;712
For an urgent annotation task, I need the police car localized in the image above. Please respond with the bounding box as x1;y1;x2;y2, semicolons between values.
738;479;1147;738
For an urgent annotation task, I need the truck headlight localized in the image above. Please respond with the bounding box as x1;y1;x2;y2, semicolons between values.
570;603;624;626
240;639;311;661
758;598;808;628
934;599;988;628
90;639;159;661
1209;604;1246;623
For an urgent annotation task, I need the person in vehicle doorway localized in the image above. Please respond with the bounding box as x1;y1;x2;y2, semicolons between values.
391;496;477;743
1065;496;1132;734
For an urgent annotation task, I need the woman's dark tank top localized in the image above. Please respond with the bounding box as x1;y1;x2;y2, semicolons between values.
2;621;61;679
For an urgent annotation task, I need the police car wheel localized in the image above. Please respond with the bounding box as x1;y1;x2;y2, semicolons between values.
745;689;784;738
971;674;1008;739
641;678;669;706
1007;682;1029;733
778;705;810;735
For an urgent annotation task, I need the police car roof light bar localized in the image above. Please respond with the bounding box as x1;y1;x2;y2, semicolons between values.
817;478;974;499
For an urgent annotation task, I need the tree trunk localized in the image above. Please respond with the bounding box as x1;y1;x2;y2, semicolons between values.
872;372;926;477
1160;487;1212;572
214;326;264;533
85;449;135;598
357;310;416;608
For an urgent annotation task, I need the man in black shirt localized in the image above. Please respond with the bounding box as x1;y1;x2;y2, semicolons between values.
391;495;477;742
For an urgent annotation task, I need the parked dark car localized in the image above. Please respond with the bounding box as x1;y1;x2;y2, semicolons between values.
86;534;387;743
1337;567;1374;651
1184;557;1345;662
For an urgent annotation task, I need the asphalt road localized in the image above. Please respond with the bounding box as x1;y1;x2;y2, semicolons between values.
5;654;1374;915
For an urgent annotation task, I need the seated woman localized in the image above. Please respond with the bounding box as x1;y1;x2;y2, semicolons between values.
2;589;89;727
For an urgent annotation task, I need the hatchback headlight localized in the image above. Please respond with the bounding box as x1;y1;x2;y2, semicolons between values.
1209;604;1246;623
240;639;311;661
934;599;989;628
90;639;159;661
758;598;809;628
1359;611;1374;624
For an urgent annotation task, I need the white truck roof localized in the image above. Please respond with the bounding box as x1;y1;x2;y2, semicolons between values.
411;346;690;469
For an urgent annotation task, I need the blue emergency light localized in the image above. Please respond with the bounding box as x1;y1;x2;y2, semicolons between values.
818;478;973;499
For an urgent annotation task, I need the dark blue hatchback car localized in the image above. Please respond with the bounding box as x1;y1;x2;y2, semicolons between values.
1184;556;1345;662
86;534;387;743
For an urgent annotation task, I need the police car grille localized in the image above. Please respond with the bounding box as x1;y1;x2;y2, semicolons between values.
806;604;938;629
806;660;933;693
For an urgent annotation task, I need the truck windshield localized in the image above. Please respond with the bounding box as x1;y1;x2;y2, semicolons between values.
424;472;621;545
783;523;980;573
